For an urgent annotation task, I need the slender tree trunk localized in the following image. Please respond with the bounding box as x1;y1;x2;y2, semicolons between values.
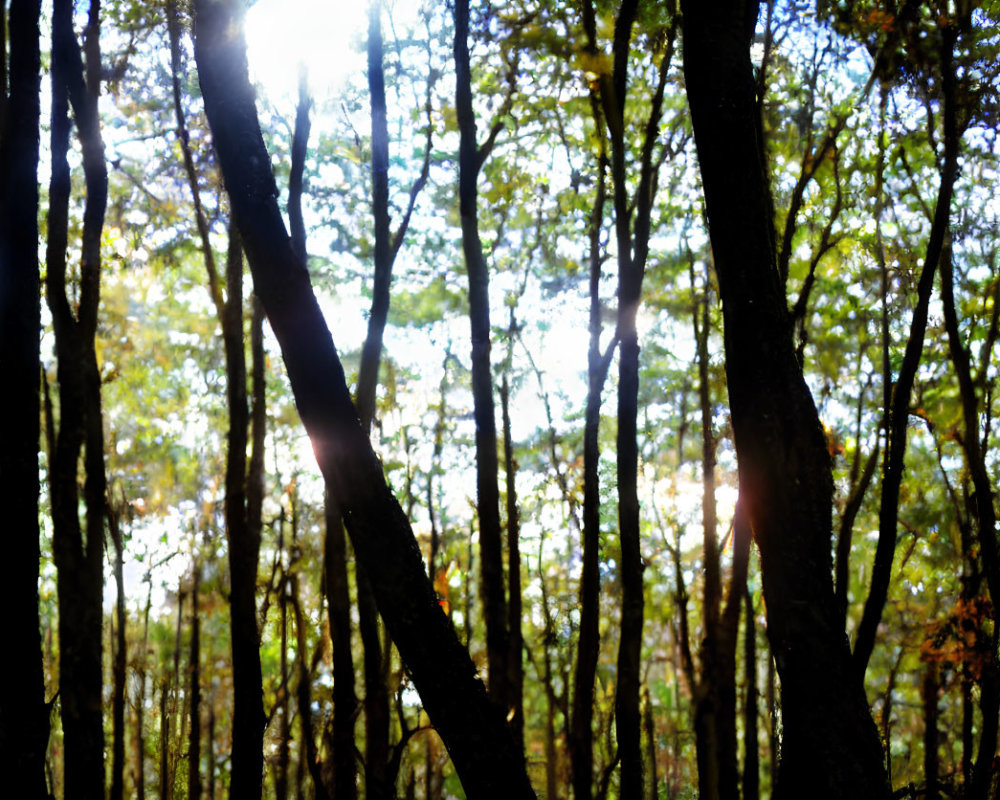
136;567;153;800
160;677;171;800
169;8;266;793
570;104;611;800
189;560;203;800
582;2;673;791
47;2;109;795
681;4;890;797
501;375;525;754
325;495;358;800
853;28;960;679
941;219;1000;800
290;570;331;800
223;226;266;800
743;587;760;800
274;572;290;800
110;501;129;800
644;687;659;800
207;703;216;800
453;0;509;710
691;260;743;800
356;8;398;795
170;581;186;798
0;3;49;795
194;5;535;793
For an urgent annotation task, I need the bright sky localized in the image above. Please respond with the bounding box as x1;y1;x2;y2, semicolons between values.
244;0;369;99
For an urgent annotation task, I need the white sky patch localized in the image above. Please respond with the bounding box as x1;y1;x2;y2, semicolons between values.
244;0;369;100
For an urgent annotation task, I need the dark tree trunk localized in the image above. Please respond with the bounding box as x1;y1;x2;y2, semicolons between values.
324;496;358;800
110;501;128;800
47;2;109;796
169;10;266;793
0;3;48;795
743;586;760;800
136;569;153;800
581;2;673;791
453;0;509;710
222;226;266;800
356;8;398;795
501;376;525;755
193;4;534;794
853;28;960;679
644;687;658;800
159;678;170;800
570;100;611;800
691;261;743;800
189;561;203;800
290;570;331;800
942;236;1000;799
274;572;290;800
680;4;890;797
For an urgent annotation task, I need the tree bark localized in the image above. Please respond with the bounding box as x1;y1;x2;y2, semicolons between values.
222;226;266;800
681;4;890;797
189;560;203;800
0;3;49;795
743;586;760;800
501;375;525;754
324;495;358;800
453;0;509;710
582;2;673;791
941;236;1000;799
570;95;611;800
109;501;128;800
47;2;109;796
853;27;960;679
194;3;534;795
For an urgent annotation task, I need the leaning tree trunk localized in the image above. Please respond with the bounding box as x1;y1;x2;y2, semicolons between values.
194;3;534;796
0;2;49;796
681;4;890;798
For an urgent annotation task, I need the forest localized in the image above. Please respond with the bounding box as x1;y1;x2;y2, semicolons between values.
1;0;999;798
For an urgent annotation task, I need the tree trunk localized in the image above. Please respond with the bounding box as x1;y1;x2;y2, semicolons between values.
274;570;290;800
159;677;170;800
743;586;760;800
324;495;358;800
570;102;611;800
136;567;153;800
193;4;534;794
680;4;890;797
290;569;331;800
109;501;128;800
0;2;49;795
853;29;960;680
222;226;266;800
47;2;109;796
501;375;525;754
453;0;509;710
583;2;673;790
189;560;203;800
